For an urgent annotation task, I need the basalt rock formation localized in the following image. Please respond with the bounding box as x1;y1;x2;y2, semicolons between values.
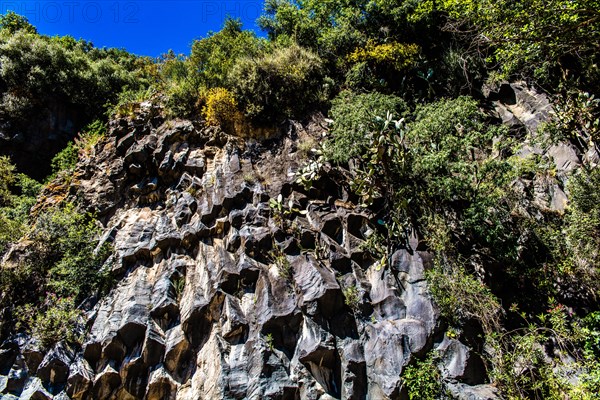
0;82;557;399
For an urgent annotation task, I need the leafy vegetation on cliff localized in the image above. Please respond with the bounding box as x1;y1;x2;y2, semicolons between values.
0;0;599;397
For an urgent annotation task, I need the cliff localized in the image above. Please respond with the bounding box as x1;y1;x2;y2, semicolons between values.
0;81;575;400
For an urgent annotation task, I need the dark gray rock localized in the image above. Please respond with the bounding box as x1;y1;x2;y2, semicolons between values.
436;336;486;385
445;382;501;400
0;113;505;399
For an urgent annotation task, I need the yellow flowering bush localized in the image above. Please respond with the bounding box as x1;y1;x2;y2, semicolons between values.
348;41;420;71
202;87;239;127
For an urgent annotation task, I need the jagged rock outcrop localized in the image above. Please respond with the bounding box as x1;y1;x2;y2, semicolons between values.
0;101;506;399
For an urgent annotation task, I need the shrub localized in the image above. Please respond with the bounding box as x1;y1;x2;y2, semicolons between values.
48;120;106;180
76;119;106;156
111;86;157;118
201;87;240;130
164;77;203;118
427;261;503;334
542;167;600;300
325;91;408;164
348;41;420;71
0;159;40;254
190;17;263;88
342;286;361;311
17;294;83;347
402;353;442;400
1;202;111;346
0;155;16;205
0;16;153;142
50;142;78;178
33;203;111;300
229;43;324;123
0;11;37;34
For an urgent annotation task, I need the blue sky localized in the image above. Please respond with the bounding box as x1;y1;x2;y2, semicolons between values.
0;1;265;57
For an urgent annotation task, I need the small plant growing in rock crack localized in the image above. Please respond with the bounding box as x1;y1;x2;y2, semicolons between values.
242;173;255;184
265;333;275;351
269;193;307;229
269;245;293;282
16;294;85;347
343;285;361;311
297;137;318;158
360;231;387;271
313;239;329;261
172;276;186;302
293;145;327;190
185;185;199;197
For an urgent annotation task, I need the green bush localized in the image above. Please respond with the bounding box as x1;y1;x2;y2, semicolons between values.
0;11;36;34
427;261;502;334
541;168;600;299
190;18;264;89
0;202;111;346
0;155;16;205
48;119;106;180
402;353;442;400
325;91;408;164
229;43;324;123
32;203;111;300
0;14;153;133
17;294;83;347
50;142;78;178
0;158;41;254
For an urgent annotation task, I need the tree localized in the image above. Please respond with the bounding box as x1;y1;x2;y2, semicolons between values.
190;18;264;88
0;11;37;34
440;0;600;89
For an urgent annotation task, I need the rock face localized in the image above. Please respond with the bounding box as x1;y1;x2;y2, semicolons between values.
0;104;496;399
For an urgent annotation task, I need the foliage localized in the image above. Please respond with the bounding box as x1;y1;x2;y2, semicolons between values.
542;167;600;300
257;0;452;96
345;41;421;92
402;353;442;400
17;294;83;347
0;158;41;254
258;0;365;59
294;146;326;190
342;285;361;311
427;261;503;334
439;0;600;90
326;91;407;164
484;303;600;399
269;244;292;281
0;11;36;34
0;155;15;205
0;13;153;145
34;204;111;300
111;86;157;118
0;202;111;346
201;87;240;131
553;90;600;154
348;41;420;72
265;332;275;351
229;43;324;122
50;142;78;178
48;119;106;180
190;18;264;89
76;119;106;155
157;18;264;119
172;276;186;302
320;93;600;397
